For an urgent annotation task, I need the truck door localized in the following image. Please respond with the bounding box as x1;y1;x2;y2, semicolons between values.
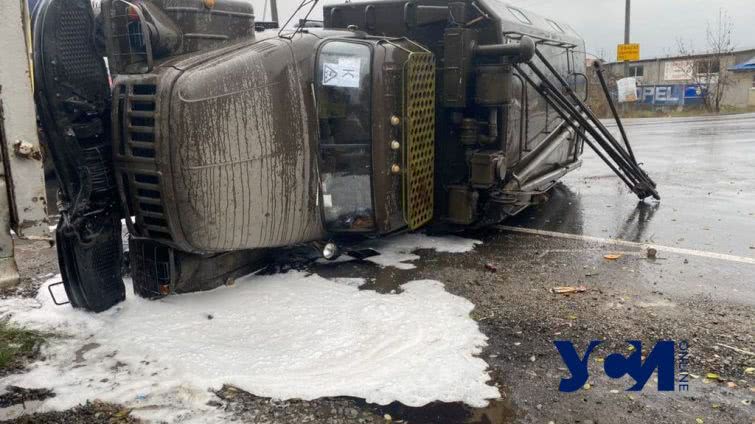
315;38;436;235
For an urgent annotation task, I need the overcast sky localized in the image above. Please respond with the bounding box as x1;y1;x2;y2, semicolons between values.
254;0;754;61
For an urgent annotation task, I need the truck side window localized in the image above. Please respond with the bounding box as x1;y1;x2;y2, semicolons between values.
315;41;375;231
546;19;565;33
507;7;532;25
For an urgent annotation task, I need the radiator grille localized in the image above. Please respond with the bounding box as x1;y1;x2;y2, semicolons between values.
115;78;172;242
402;52;436;230
129;238;172;299
126;83;157;158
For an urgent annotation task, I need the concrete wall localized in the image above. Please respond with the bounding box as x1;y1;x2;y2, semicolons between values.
727;72;755;107
0;0;49;238
604;49;755;109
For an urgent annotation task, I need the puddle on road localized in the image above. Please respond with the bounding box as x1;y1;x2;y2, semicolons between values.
367;398;517;424
312;248;449;294
313;260;411;293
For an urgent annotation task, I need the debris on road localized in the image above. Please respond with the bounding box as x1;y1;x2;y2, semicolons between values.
0;385;55;408
550;286;587;295
706;373;722;381
0;399;139;423
603;254;623;260
484;263;498;273
716;343;755;357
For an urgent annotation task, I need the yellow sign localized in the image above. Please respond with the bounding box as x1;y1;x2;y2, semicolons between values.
617;44;640;62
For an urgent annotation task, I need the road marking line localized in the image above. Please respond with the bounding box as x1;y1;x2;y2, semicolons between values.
496;226;755;265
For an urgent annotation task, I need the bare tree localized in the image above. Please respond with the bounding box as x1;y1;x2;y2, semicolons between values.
595;48;608;63
675;9;736;112
705;9;736;112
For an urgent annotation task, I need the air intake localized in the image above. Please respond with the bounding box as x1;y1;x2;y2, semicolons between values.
402;51;436;230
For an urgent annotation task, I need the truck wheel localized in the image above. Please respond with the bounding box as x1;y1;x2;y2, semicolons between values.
56;216;125;312
34;0;125;311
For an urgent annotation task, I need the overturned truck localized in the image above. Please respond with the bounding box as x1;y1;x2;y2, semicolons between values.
33;0;658;311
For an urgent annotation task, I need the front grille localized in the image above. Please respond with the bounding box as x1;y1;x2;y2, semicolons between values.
126;83;157;158
129;238;172;299
402;52;436;230
114;77;173;242
127;171;172;240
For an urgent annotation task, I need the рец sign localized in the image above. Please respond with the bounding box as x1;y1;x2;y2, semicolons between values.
617;44;640;62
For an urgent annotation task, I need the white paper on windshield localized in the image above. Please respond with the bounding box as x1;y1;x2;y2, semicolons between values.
322;57;361;88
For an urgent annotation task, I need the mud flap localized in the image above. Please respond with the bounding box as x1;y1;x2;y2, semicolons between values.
34;0;125;311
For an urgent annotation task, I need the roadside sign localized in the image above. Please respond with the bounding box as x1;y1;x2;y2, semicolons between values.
617;77;638;103
664;61;694;81
617;44;640;62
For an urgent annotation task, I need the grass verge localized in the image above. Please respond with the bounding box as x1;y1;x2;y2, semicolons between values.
0;319;50;374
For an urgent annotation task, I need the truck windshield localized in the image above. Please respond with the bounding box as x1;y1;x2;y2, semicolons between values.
315;41;374;231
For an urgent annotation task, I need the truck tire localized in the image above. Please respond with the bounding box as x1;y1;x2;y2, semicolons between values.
34;0;125;312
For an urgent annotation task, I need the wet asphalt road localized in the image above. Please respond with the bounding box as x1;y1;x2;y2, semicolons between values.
514;113;755;258
506;113;755;305
466;113;755;423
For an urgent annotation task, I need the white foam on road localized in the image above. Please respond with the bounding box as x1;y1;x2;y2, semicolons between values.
363;233;482;270
0;238;497;422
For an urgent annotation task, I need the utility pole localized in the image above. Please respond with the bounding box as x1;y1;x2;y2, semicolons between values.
624;0;631;45
624;0;631;77
270;0;279;23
